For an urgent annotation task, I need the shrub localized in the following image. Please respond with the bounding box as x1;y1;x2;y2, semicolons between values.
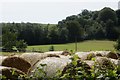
49;45;54;51
16;40;27;52
115;37;120;51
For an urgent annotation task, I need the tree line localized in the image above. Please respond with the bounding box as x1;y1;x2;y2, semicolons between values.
1;7;120;51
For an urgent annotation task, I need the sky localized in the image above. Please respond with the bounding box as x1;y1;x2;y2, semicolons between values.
0;0;120;24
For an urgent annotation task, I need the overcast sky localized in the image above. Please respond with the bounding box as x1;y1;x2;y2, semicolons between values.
0;0;120;24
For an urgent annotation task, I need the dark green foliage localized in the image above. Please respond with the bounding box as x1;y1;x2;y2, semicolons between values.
2;31;17;51
116;9;120;26
16;40;27;52
1;7;120;45
57;55;119;80
2;27;27;52
115;37;120;51
98;7;117;23
59;55;92;80
49;45;54;51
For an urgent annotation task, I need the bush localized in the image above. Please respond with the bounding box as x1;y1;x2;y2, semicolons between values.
16;40;27;52
115;37;120;51
49;45;54;51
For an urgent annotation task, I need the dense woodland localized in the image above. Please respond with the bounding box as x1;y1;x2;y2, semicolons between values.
1;7;120;51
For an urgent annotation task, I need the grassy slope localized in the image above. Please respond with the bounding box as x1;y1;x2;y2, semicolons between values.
27;40;116;52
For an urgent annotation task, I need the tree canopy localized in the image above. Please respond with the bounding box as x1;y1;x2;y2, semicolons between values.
1;7;120;48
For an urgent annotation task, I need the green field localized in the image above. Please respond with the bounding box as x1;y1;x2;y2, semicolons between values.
27;40;116;52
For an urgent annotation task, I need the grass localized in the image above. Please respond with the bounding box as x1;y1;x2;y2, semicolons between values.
27;40;116;52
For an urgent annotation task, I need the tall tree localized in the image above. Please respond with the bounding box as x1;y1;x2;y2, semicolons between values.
98;7;117;23
116;9;120;26
66;20;83;42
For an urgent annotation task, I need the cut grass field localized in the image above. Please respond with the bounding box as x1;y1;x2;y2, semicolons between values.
27;40;116;52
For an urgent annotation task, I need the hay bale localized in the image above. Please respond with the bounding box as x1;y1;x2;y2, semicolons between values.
75;52;90;60
30;57;71;77
0;66;25;79
95;53;102;57
20;53;48;66
95;57;115;69
110;59;119;65
0;56;7;65
47;54;60;58
110;59;120;73
86;53;96;60
61;50;70;56
62;60;91;75
59;55;72;59
106;51;118;59
92;51;111;57
44;51;63;55
1;56;31;73
83;60;94;68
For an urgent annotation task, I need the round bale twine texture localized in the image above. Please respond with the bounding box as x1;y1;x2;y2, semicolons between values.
30;57;71;77
75;52;90;60
0;56;7;65
95;53;102;57
106;51;118;59
1;56;31;73
95;57;115;69
20;53;48;66
47;54;60;58
61;50;70;56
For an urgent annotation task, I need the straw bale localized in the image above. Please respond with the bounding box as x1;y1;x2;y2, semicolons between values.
1;56;31;73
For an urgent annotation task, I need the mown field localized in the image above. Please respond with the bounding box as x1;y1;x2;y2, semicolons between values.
27;40;116;52
0;40;116;55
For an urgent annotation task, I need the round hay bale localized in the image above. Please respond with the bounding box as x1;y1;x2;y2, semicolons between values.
75;52;90;60
62;60;91;76
109;58;120;73
1;56;31;73
0;66;25;79
61;51;70;56
44;51;63;55
86;53;96;60
95;53;102;57
95;57;115;69
0;56;7;65
83;60;94;68
47;54;60;58
106;51;118;59
59;55;72;59
30;57;71;77
110;59;119;65
20;53;48;66
91;51;111;57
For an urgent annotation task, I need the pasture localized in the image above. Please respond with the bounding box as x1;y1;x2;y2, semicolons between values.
27;40;116;52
